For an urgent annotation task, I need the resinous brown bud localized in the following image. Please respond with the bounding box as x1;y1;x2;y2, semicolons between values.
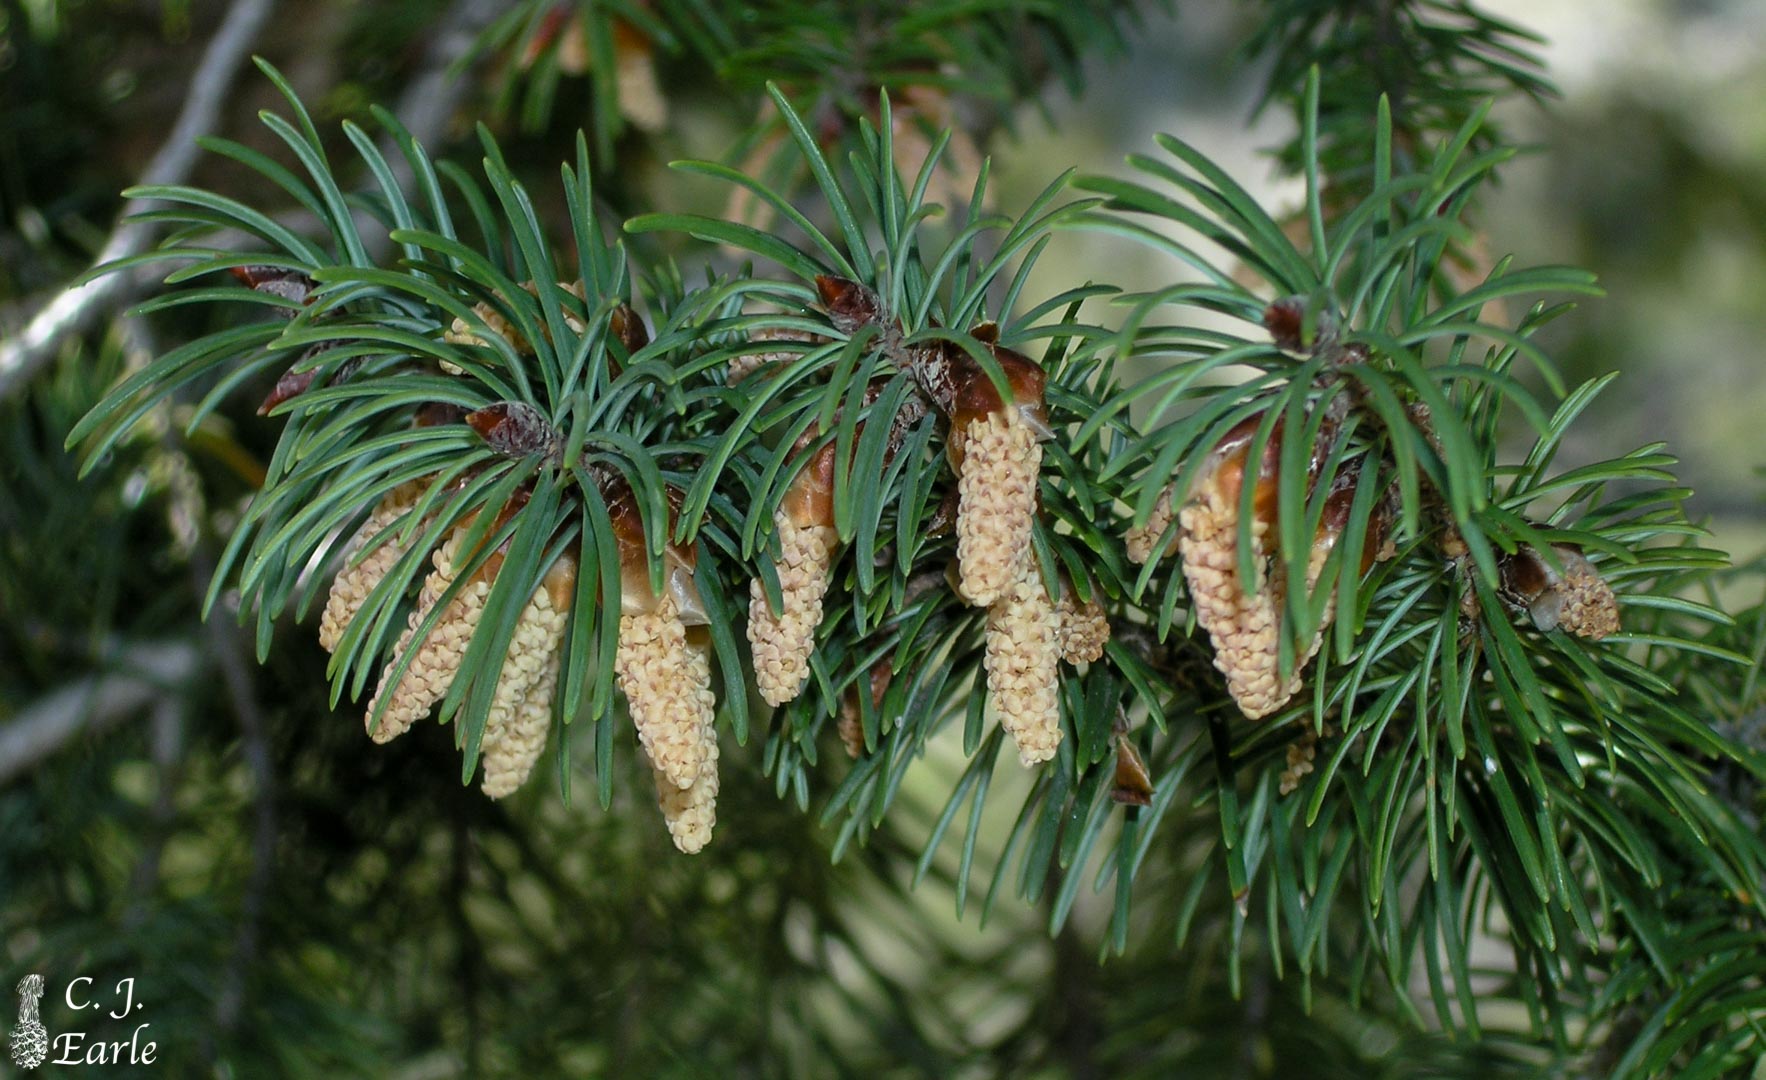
1111;733;1154;807
465;402;562;462
229;264;315;307
606;303;647;377
815;275;882;334
1498;542;1619;640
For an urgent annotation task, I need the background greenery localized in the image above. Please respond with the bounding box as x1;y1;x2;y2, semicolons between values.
2;1;1763;1076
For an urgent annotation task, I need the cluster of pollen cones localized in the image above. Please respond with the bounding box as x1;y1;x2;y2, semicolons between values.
1129;404;1620;729
740;281;1111;770
321;476;720;854
1127;409;1400;721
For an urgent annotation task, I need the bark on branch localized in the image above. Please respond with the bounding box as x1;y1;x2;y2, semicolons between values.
0;0;280;401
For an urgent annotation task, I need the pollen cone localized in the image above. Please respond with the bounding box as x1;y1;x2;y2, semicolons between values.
320;480;426;653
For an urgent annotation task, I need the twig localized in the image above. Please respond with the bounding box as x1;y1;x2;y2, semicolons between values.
0;0;279;401
0;641;200;786
202;537;277;1036
0;0;501;403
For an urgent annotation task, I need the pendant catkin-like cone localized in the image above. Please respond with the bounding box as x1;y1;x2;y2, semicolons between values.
480;558;575;798
985;568;1063;767
1180;441;1382;721
615;591;715;790
652;726;718;853
444;301;526;369
954;408;1042;606
1178;486;1296;720
366;527;491;743
1294;542;1336;672
1125;485;1179;565
748;510;839;706
319;481;425;653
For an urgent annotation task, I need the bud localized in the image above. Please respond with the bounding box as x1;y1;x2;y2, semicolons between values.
259;365;318;415
480;554;576;799
814;275;882;334
1263;297;1307;352
465;401;563;462
1111;717;1154;807
985;566;1063;767
1498;542;1619;640
608;302;648;372
319;480;427;654
228;264;314;307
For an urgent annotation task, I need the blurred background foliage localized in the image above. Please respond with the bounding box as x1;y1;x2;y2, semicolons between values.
1;0;1763;1075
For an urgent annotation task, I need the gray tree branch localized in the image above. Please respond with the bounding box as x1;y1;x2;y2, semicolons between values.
0;0;280;400
0;0;499;402
0;641;202;786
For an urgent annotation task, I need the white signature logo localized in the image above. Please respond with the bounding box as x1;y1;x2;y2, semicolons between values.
6;974;158;1069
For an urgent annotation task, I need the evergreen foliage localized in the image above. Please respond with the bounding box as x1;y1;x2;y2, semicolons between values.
5;0;1765;1074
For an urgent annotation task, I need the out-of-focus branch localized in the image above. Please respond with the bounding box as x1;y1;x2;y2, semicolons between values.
0;0;280;401
0;641;201;786
0;0;500;402
388;0;505;173
363;0;506;262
